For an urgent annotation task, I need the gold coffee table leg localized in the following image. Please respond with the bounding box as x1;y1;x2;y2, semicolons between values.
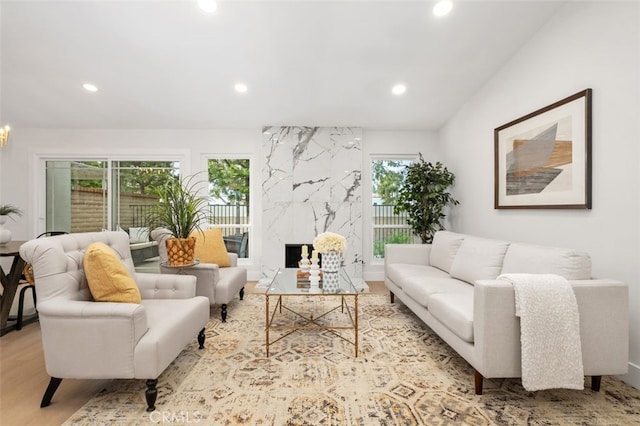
354;294;359;357
265;294;270;357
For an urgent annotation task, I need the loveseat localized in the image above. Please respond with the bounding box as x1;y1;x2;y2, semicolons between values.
384;231;629;394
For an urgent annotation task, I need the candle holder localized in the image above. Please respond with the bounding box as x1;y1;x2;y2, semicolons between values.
299;255;311;272
309;260;321;292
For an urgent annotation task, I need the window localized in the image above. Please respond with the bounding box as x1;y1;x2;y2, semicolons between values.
371;157;414;259
46;160;108;233
111;161;179;230
207;158;251;259
45;159;181;234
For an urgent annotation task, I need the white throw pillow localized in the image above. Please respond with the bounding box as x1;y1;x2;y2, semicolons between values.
129;227;150;244
450;236;510;284
429;231;465;273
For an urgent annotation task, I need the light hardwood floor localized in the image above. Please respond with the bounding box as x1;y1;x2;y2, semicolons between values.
0;281;388;426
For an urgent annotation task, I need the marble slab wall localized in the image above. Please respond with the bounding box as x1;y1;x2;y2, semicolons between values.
261;126;363;282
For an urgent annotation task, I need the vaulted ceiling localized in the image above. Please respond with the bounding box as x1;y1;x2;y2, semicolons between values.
0;0;565;130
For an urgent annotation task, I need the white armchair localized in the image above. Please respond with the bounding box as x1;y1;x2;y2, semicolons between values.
19;231;210;412
151;228;247;322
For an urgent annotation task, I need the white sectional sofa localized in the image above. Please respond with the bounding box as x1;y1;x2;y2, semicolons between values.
384;231;629;394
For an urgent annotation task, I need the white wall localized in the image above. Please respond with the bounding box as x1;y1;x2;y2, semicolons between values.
0;127;437;281
439;1;640;389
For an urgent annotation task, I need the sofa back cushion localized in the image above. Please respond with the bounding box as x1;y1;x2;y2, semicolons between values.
450;236;510;284
501;242;592;280
429;231;465;273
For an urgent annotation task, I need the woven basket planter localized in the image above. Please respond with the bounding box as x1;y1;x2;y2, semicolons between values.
165;236;197;266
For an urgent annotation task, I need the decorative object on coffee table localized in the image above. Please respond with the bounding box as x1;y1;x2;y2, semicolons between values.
147;175;207;266
299;244;310;271
313;231;346;273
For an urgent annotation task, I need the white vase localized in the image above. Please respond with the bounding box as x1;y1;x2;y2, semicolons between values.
321;251;342;273
322;270;340;293
0;215;11;245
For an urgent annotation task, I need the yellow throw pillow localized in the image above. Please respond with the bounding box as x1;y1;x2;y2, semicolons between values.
190;228;230;267
83;242;142;303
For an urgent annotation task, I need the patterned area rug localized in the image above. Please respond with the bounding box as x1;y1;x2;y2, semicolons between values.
64;294;640;425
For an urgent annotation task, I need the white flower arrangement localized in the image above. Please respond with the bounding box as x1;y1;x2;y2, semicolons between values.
313;231;347;253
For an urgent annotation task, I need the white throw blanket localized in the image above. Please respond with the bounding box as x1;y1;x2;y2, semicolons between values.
498;273;584;391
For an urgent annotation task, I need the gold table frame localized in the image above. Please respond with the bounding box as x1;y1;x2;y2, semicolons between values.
264;268;359;357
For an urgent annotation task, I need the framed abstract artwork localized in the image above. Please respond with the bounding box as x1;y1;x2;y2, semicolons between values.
494;89;592;209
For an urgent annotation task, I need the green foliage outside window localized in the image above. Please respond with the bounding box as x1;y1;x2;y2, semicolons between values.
207;159;250;206
373;231;413;258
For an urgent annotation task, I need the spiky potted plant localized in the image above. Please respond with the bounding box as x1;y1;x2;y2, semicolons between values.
148;175;208;266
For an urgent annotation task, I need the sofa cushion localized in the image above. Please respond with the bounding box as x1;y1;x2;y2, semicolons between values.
427;289;475;343
83;242;141;304
429;231;465;273
386;264;450;289
402;275;470;308
501;243;591;280
450;236;510;284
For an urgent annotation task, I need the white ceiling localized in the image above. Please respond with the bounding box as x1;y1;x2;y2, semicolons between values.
0;0;566;131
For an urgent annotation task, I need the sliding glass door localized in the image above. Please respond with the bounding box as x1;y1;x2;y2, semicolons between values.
45;159;180;234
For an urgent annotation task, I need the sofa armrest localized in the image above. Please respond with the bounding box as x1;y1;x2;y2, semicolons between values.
37;299;148;378
228;252;239;267
473;278;629;378
136;272;197;299
384;244;431;266
472;280;520;377
568;279;629;374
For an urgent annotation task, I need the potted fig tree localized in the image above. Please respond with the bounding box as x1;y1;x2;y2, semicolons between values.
394;154;459;244
148;175;208;266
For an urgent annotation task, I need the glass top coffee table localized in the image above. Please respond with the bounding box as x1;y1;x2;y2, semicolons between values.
263;268;359;357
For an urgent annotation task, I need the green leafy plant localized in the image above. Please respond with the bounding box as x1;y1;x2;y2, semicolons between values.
374;231;413;258
148;175;208;239
394;154;459;244
0;204;23;219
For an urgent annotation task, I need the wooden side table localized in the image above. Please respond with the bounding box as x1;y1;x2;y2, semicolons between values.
0;241;27;335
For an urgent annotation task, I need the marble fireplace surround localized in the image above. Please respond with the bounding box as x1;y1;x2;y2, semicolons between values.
260;126;368;291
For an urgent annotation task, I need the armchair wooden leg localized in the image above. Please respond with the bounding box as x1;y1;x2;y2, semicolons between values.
591;375;602;392
221;304;227;323
239;287;245;300
17;285;36;331
474;370;484;395
198;328;205;349
390;291;395;304
145;379;158;412
41;377;63;407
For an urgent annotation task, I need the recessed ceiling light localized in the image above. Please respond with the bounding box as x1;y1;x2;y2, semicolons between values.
198;0;217;13
433;0;453;17
82;83;98;92
392;84;407;96
234;83;248;93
